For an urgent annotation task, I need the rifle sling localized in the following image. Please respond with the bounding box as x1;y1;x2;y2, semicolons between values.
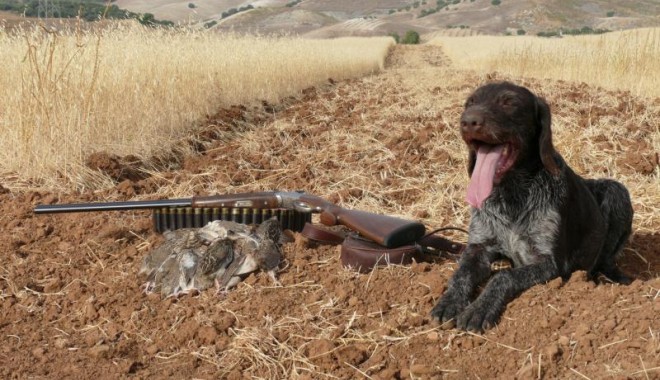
301;223;466;273
301;222;346;244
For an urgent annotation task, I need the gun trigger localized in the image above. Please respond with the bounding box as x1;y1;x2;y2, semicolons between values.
319;211;337;226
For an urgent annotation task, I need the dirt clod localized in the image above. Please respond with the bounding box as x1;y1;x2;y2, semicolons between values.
86;151;146;183
88;345;112;359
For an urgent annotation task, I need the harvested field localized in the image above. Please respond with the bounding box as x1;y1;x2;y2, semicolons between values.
0;43;658;379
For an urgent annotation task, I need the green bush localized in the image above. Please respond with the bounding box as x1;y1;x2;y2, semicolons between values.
401;30;420;44
188;3;196;9
221;4;253;18
517;29;526;35
607;11;615;17
537;26;610;37
491;0;501;5
419;8;437;17
388;32;400;43
537;31;558;37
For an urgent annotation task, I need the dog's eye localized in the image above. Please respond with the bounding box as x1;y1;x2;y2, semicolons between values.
498;95;519;108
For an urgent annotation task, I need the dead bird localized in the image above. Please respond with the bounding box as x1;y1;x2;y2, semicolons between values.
215;218;283;293
139;218;284;297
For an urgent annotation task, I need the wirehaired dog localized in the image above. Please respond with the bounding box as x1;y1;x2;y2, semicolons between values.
431;82;633;332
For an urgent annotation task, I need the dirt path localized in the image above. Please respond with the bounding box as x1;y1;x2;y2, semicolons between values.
384;44;451;70
1;44;658;379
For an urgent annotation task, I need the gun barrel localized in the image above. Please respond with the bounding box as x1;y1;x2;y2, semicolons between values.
33;198;193;214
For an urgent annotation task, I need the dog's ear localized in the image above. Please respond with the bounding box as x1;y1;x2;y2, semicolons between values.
536;96;560;176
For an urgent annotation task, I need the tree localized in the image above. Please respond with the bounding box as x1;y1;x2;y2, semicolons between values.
139;13;155;26
401;30;420;44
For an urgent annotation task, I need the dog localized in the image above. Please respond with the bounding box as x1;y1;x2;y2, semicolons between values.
430;82;633;332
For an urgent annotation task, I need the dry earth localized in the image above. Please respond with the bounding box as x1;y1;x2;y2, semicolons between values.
1;45;659;379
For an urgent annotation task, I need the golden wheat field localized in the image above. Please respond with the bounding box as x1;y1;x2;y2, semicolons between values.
0;23;658;378
431;28;660;98
0;23;394;190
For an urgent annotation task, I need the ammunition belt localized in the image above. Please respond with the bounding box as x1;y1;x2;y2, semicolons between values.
152;207;312;233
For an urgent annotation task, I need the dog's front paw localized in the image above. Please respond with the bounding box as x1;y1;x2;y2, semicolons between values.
456;299;505;332
430;290;470;326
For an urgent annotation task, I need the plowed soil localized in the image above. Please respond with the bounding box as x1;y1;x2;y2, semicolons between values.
1;45;658;379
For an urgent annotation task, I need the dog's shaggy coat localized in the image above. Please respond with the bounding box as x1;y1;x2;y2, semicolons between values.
430;82;633;332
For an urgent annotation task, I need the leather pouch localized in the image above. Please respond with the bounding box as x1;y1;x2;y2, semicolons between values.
302;223;465;273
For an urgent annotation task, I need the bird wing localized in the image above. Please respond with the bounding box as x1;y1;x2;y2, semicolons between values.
255;217;283;242
216;234;261;286
200;239;234;275
256;240;282;272
139;229;185;277
216;252;247;289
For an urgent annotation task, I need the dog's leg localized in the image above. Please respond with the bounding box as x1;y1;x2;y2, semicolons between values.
431;244;499;325
586;179;634;284
598;234;632;284
456;257;559;332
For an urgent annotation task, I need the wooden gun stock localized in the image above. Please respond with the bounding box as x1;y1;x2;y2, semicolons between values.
297;194;425;248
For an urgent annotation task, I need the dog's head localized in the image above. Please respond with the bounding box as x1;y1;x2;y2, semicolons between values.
460;82;559;207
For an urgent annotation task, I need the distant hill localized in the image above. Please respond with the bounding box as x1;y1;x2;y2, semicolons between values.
0;0;173;26
4;0;660;37
113;0;660;37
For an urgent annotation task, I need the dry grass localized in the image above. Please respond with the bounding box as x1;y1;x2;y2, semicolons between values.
0;22;394;190
430;28;660;99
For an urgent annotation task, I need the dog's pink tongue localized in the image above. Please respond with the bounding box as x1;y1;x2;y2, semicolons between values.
466;144;504;208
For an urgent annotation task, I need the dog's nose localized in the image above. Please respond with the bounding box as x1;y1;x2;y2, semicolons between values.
460;111;484;133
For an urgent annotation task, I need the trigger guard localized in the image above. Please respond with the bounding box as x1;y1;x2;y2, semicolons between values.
293;201;318;213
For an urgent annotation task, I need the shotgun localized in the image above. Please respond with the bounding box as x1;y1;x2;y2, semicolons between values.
34;191;426;248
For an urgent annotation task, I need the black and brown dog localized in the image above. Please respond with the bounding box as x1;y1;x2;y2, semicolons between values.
431;82;633;332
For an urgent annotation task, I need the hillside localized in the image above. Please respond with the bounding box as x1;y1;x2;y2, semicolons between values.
2;0;658;36
110;0;660;36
